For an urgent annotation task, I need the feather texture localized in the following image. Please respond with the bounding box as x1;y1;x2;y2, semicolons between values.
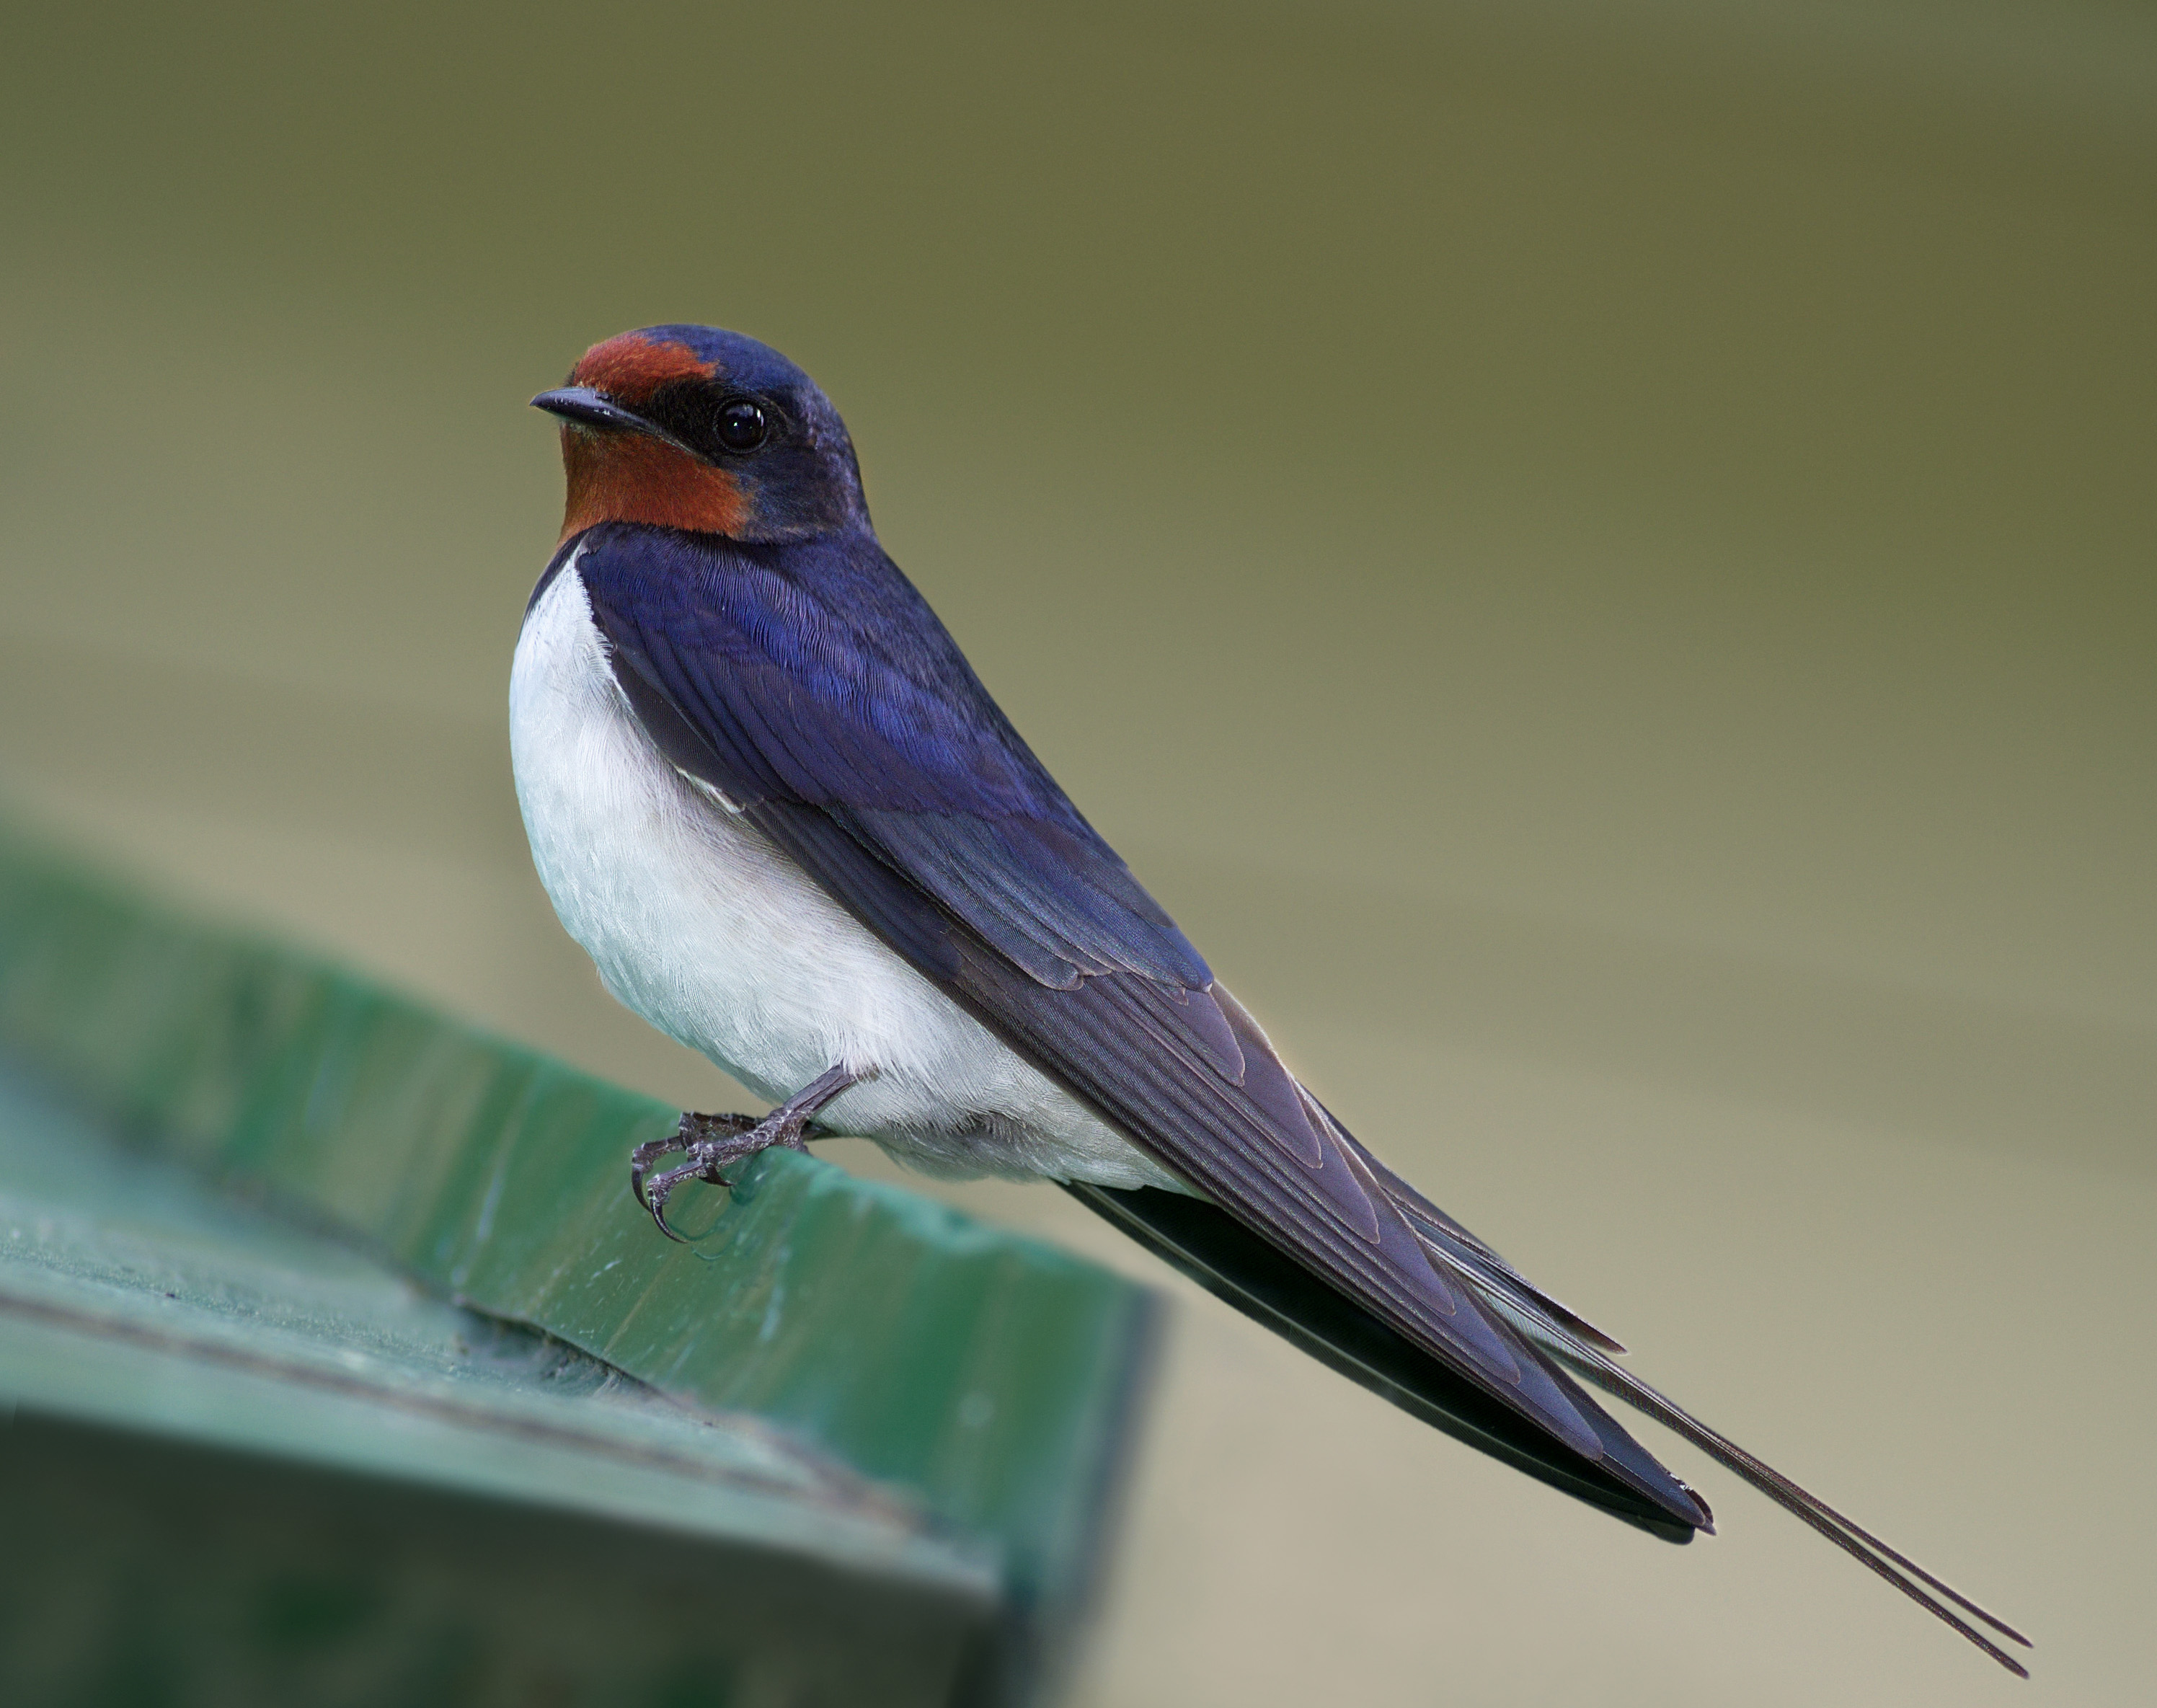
516;324;2028;1669
568;521;1703;1517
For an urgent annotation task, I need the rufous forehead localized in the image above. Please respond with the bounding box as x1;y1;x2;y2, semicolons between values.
570;333;717;402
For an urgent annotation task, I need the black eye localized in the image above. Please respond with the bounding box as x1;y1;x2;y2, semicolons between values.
714;399;769;453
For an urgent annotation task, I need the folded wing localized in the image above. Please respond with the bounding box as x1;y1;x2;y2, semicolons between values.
570;523;2027;1671
571;522;1703;1525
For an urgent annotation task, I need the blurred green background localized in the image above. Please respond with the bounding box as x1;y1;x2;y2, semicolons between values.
2;2;2151;1702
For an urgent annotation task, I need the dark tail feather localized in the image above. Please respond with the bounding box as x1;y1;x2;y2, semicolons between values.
1061;1182;1708;1539
1549;1339;2032;1677
1340;1118;2031;1674
1069;1170;2031;1677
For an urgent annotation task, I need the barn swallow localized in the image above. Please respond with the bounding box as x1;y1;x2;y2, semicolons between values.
511;324;2027;1673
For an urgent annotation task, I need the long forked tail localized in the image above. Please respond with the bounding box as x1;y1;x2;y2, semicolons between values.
1559;1334;2031;1674
1353;1146;2034;1678
1060;1181;1713;1539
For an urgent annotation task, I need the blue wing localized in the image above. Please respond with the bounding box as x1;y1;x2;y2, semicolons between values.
565;522;1210;994
562;521;1709;1532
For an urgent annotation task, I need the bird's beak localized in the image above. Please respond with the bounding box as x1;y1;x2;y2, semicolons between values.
531;385;655;434
532;385;708;460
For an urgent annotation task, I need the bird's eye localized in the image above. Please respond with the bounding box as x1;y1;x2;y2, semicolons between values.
714;399;769;453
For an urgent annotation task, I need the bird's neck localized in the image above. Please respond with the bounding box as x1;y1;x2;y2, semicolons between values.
558;430;748;543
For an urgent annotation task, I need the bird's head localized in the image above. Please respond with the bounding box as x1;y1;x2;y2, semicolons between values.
533;325;869;545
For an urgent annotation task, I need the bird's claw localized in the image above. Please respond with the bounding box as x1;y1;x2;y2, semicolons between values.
630;1066;873;1242
630;1110;811;1242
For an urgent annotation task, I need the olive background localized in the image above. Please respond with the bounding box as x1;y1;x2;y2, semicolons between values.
2;4;2151;1702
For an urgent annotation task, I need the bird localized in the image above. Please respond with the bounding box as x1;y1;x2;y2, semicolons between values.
510;323;2027;1675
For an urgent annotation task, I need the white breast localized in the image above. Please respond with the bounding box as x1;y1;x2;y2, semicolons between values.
507;554;1182;1191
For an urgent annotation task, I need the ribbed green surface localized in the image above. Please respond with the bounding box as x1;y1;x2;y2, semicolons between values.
0;824;1155;1694
0;1066;1001;1707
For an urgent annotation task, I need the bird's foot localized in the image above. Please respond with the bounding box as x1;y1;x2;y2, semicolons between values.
632;1113;789;1241
630;1065;872;1242
629;1112;758;1218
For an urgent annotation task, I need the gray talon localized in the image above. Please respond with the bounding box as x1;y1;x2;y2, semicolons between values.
627;1066;873;1242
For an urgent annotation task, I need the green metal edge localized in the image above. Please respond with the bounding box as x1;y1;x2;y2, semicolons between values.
0;821;1156;1691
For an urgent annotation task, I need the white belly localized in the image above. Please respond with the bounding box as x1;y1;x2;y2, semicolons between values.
507;554;1182;1191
